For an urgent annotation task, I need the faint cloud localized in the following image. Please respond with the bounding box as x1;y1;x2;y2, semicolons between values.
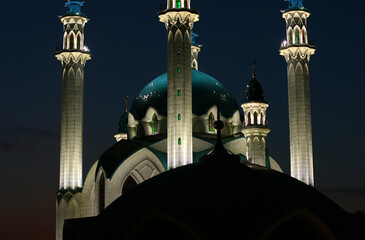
0;127;58;153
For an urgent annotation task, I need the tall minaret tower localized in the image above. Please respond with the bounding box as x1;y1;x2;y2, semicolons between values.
159;0;199;169
55;1;90;239
241;62;270;167
280;0;315;186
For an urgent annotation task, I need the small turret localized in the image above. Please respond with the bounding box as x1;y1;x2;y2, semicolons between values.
241;61;270;167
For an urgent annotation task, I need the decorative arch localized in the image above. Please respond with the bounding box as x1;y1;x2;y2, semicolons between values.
254;112;258;125
302;27;307;44
208;113;215;132
174;29;183;43
69;32;75;49
259;208;336;240
76;33;82;49
294;27;301;44
287;27;293;44
247;112;252;126
64;33;68;49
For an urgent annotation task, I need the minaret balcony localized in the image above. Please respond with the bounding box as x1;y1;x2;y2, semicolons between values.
280;40;315;49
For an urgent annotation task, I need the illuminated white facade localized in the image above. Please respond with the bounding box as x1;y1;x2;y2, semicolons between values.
280;9;316;186
159;6;199;169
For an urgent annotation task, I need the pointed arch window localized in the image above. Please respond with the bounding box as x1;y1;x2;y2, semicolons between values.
64;34;68;49
77;34;81;49
208;113;215;132
151;114;158;133
70;33;75;49
178;138;182;145
295;29;300;44
289;30;293;44
177;89;181;96
178;113;181;121
176;0;181;8
99;174;105;213
170;0;173;8
184;0;188;8
302;29;306;44
247;112;251;126
177;65;181;73
254;112;258;125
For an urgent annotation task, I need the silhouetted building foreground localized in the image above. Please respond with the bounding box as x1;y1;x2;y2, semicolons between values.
64;117;365;240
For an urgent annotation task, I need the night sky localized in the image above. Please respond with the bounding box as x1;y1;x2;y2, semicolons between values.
1;0;364;239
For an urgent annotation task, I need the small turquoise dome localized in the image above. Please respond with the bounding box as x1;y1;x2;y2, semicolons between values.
130;69;240;120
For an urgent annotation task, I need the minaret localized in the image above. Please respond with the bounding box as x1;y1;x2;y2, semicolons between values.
55;1;90;239
241;62;270;167
159;0;199;169
280;0;315;186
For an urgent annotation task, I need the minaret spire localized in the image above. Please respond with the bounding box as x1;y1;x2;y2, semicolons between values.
159;1;199;169
280;0;315;186
125;96;129;113
252;59;257;79
55;1;91;239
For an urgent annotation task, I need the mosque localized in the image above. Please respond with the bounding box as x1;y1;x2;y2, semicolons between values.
54;0;336;239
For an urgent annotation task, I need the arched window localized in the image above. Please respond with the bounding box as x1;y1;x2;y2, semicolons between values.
64;34;68;49
262;115;265;125
151;114;158;133
170;0;173;8
289;30;293;44
177;65;181;73
254;112;258;125
178;113;181;121
70;33;75;49
295;29;300;44
184;0;188;8
247;113;251;126
77;34;81;49
208;113;215;132
302;29;306;44
176;0;181;8
177;89;181;96
178;138;182;145
122;176;138;195
99;173;105;213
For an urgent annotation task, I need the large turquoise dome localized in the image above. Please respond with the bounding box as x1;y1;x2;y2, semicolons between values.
130;69;240;120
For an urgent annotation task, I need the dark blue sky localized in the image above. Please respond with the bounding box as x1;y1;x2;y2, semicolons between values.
1;0;365;239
